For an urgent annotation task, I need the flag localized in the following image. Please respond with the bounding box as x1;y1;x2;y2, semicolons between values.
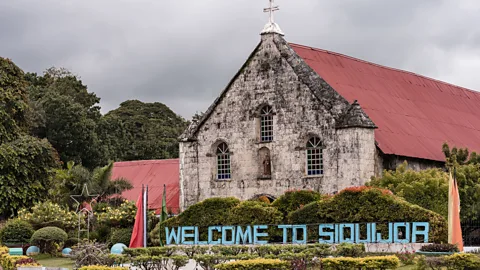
129;186;145;248
159;184;168;246
448;170;463;251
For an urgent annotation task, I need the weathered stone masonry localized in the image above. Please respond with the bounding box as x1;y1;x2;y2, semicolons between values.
179;33;377;210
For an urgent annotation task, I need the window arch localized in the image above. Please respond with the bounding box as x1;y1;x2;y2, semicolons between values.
260;105;274;142
306;137;323;176
216;142;231;180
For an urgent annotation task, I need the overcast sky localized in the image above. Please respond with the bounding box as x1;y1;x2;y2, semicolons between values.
1;0;480;119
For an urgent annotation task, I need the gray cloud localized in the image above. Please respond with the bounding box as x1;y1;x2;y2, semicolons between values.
1;0;480;119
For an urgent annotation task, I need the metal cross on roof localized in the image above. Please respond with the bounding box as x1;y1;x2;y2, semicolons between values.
264;0;279;24
261;0;284;35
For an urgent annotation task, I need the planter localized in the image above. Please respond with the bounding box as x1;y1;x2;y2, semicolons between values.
416;251;456;256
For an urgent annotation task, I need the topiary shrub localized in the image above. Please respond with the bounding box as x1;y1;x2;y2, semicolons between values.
272;190;323;221
0;219;34;245
151;197;241;245
419;243;459;253
30;226;68;255
110;227;133;246
288;186;447;243
334;243;365;258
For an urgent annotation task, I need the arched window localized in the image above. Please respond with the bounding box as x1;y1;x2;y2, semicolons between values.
306;137;323;176
260;105;274;142
217;142;231;180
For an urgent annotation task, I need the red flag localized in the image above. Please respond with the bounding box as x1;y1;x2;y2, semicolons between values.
129;189;144;248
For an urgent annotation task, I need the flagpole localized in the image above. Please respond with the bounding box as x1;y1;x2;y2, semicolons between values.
143;185;148;248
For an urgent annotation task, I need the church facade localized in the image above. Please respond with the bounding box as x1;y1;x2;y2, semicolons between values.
178;18;480;210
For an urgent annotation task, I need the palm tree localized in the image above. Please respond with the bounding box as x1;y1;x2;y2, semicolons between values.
91;162;133;202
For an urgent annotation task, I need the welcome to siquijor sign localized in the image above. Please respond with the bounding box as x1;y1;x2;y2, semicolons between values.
165;222;429;245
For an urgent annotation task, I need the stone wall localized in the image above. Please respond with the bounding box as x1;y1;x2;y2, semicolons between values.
179;33;376;210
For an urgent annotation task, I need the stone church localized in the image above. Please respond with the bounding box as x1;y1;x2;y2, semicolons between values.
178;6;480;210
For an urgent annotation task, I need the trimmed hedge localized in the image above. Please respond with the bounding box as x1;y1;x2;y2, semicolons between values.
78;266;128;270
272;190;323;220
416;253;480;269
110;228;133;246
30;226;68;255
0;219;34;244
0;246;40;270
288;186;447;243
322;256;400;270
215;258;290;270
151;197;241;245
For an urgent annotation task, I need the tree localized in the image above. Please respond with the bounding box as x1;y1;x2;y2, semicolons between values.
49;161;133;208
100;100;188;161
367;162;449;217
25;68;106;169
0;57;60;217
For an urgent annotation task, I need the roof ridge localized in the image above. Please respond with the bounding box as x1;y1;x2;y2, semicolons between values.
289;43;480;97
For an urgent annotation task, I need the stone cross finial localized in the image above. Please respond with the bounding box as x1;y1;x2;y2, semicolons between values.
261;0;284;35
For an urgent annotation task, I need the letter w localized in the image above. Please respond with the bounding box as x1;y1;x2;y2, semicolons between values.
165;227;181;245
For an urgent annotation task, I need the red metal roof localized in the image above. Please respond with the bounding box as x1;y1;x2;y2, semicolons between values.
292;43;480;162
111;159;180;214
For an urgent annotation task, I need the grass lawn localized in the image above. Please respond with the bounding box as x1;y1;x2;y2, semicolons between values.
398;265;417;270
32;254;74;269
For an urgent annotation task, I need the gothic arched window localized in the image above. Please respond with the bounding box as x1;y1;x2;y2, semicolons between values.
217;142;231;180
306;137;323;176
260;105;274;142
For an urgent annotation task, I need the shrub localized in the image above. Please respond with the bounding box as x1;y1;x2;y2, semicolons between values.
0;219;34;244
152;197;240;245
288;186;447;243
71;240;116;268
30;226;68;255
419;243;459;252
396;251;416;265
272;190;323;220
215;258;290;270
443;253;480;269
110;227;133;246
322;256;400;270
0;255;40;270
79;266;128;270
17;201;79;231
334;243;365;257
96;201;137;228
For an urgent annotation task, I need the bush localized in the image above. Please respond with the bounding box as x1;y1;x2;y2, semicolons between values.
96;201;156;229
419;243;459;252
443;253;480;269
215;258;290;270
152;197;240;245
272;190;323;220
17;201;79;231
65;237;79;248
0;219;34;244
322;256;400;270
110;228;133;246
396;251;416;265
30;226;68;255
71;240;116;268
79;266;127;270
0;247;40;270
334;243;365;258
288;186;447;243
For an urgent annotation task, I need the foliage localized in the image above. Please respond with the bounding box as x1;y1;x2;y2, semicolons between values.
215;258;290;270
97;200;155;229
131;255;189;270
153;197;240;244
455;164;480;222
415;253;480;270
70;240;117;268
271;190;323;221
30;226;68;255
288;186;447;243
18;201;79;231
110;228;133;246
0;135;59;217
25;68;105;169
0;57;29;143
368;162;449;217
0;219;34;244
79;266;128;270
419;243;459;252
334;243;365;258
321;256;400;270
99;100;188;162
0;246;40;270
395;251;416;265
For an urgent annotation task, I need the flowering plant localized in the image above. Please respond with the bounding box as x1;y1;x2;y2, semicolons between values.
17;201;80;231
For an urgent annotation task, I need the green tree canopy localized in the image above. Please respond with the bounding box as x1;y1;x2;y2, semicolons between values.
367;162;449;217
25;68;106;169
100;100;188;161
0;57;60;217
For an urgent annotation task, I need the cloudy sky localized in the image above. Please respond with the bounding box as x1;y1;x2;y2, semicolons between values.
1;0;480;119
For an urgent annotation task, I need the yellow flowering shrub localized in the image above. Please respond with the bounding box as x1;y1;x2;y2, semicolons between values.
79;266;128;270
215;258;290;270
17;201;80;231
97;201;138;228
